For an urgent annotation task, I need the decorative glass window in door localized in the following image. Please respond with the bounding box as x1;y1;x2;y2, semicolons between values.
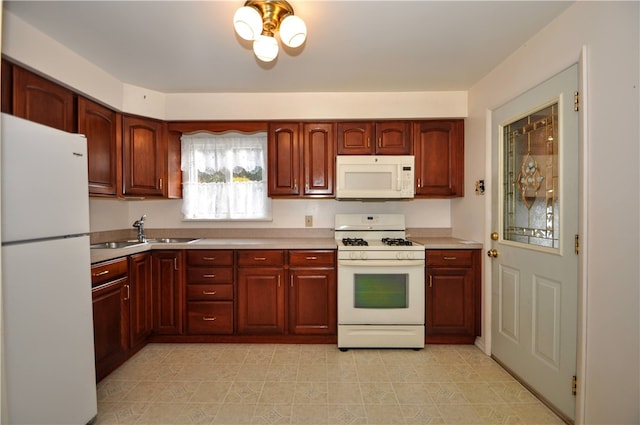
503;103;559;249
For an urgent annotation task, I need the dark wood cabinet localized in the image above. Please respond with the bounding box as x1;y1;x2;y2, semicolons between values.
268;122;335;198
426;249;481;344
237;250;286;334
302;123;335;196
91;258;129;382
152;250;184;335
413;119;464;197
185;250;234;335
128;253;153;349
78;96;122;197
288;250;336;335
11;66;76;132
268;122;300;196
337;121;411;155
122;115;166;197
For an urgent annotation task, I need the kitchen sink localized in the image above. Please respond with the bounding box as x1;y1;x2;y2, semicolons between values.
90;238;200;249
147;238;201;244
90;240;146;249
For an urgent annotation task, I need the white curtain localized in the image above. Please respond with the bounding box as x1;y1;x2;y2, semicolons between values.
181;132;269;219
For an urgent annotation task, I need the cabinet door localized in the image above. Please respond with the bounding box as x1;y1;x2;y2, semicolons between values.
302;122;335;196
426;267;475;343
268;122;301;196
78;97;122;197
12;66;75;132
336;122;373;155
152;251;184;335
237;267;285;334
289;268;336;335
92;277;128;381
122;115;166;197
128;253;153;348
375;121;412;155
413;120;464;197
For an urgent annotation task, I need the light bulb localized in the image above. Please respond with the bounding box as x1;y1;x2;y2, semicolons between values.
253;35;279;62
233;6;263;41
279;15;307;48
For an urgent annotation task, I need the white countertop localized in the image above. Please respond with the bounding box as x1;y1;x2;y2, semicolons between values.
90;237;482;264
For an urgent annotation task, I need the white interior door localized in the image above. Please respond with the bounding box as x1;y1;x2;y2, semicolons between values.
490;64;578;420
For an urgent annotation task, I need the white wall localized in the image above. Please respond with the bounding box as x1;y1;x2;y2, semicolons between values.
458;2;639;423
89;198;451;233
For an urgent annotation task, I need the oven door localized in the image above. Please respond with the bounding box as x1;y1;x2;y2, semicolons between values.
338;260;425;325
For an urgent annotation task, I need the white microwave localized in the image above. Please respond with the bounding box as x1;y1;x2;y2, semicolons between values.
335;155;415;200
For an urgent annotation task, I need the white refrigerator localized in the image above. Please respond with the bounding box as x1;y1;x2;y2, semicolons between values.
1;113;98;424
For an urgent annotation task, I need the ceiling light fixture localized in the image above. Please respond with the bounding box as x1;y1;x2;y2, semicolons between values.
233;0;307;62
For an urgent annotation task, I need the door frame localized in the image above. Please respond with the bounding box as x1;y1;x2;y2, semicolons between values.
484;47;589;423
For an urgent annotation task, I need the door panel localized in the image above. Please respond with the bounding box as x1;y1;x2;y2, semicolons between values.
491;64;578;420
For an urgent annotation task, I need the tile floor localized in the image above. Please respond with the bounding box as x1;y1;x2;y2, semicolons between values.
96;343;565;424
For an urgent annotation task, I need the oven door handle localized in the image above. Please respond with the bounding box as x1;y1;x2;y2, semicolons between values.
338;260;424;267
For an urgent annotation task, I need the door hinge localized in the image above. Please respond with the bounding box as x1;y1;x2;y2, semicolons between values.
572;375;577;396
574;91;580;112
574;234;580;255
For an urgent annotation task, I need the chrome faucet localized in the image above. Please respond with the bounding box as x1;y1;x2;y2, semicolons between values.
133;215;147;242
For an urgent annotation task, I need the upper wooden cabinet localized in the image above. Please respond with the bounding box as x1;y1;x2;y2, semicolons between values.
11;65;76;133
268;122;335;198
413;119;464;197
122;115;167;197
337;121;411;155
78;97;122;197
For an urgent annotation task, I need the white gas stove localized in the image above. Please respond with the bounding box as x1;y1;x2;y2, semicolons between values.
335;214;425;350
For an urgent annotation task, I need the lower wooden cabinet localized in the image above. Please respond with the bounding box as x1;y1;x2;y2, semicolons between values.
91;258;129;382
289;250;336;335
237;249;337;336
237;251;286;335
152;250;184;335
426;249;481;344
128;252;153;349
186;250;234;335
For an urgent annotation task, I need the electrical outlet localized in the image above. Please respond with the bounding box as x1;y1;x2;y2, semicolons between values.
305;215;313;227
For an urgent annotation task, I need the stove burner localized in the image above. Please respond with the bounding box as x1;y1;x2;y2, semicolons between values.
342;238;368;246
382;237;413;246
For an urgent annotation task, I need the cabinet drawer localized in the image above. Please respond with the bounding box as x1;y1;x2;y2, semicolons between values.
237;250;284;266
187;250;233;267
186;267;233;284
91;258;128;287
186;284;233;301
289;250;335;267
187;302;233;334
427;250;473;267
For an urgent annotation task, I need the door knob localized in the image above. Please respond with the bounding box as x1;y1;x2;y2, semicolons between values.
487;249;499;258
491;232;499;241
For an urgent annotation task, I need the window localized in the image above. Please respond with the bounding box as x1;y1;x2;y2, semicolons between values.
180;132;270;220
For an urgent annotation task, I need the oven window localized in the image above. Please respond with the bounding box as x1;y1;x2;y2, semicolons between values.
354;274;408;308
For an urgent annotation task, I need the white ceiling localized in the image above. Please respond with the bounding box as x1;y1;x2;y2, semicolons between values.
3;1;573;94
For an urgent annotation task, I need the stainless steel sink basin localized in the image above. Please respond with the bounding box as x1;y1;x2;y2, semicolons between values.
90;240;146;249
147;238;200;244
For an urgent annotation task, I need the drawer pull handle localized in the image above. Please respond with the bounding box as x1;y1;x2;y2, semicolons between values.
429;275;433;288
305;256;318;260
202;317;217;321
443;257;457;260
202;290;217;295
254;257;267;261
92;270;109;277
203;257;217;261
203;274;216;278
